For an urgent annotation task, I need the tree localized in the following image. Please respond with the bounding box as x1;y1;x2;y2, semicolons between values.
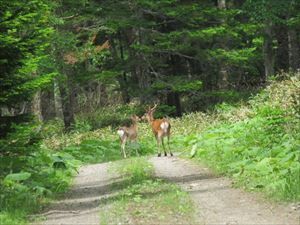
244;0;299;77
0;0;54;134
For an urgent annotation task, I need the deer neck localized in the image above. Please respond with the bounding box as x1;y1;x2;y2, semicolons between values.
144;114;152;123
131;120;138;129
148;117;155;125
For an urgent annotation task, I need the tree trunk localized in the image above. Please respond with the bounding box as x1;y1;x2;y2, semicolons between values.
53;78;64;119
263;20;275;77
167;92;182;117
40;89;56;121
109;35;131;104
135;28;149;104
117;73;130;104
119;32;130;104
217;0;229;89
31;90;43;121
99;83;108;106
288;28;300;71
218;0;226;9
58;74;75;131
275;24;289;72
186;60;192;80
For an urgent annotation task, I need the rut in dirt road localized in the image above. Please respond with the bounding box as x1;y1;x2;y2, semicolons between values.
34;162;120;225
149;156;300;225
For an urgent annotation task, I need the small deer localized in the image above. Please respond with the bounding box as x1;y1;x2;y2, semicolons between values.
117;115;140;158
142;104;173;157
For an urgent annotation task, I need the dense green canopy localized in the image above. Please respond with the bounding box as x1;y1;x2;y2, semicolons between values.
0;0;299;126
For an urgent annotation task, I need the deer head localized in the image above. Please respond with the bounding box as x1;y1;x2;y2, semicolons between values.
131;115;140;123
141;104;157;123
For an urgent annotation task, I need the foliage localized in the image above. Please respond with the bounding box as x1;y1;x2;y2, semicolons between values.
182;74;300;201
0;122;78;223
0;147;78;224
0;0;54;107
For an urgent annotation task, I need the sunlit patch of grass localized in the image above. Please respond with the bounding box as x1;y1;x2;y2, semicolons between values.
100;158;195;225
0;212;26;225
110;157;154;184
100;179;194;225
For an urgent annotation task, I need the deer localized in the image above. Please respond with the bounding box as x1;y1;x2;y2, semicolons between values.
142;104;173;157
117;115;140;158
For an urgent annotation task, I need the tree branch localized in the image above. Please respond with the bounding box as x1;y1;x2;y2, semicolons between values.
155;50;199;61
0;8;23;24
61;14;80;20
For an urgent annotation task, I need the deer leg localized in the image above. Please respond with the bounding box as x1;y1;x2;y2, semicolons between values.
119;138;123;157
162;137;167;156
131;139;139;157
156;136;161;157
121;137;127;158
128;140;132;157
134;141;139;157
167;135;173;156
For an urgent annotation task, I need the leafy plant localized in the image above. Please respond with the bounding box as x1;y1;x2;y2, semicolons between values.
183;74;300;201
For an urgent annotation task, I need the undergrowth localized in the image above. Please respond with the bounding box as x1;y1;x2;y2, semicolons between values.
0;123;79;225
182;74;300;201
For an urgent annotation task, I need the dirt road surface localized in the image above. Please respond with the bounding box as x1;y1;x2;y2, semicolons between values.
35;162;119;225
150;156;300;225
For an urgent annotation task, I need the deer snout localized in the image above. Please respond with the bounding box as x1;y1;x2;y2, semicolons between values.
141;115;147;121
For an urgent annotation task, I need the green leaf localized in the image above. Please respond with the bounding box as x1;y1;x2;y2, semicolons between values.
190;144;197;158
4;172;31;182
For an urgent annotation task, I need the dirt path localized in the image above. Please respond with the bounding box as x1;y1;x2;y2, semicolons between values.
35;157;299;225
149;156;300;225
34;162;120;225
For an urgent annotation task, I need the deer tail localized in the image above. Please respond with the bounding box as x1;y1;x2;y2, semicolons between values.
160;121;169;133
117;128;125;138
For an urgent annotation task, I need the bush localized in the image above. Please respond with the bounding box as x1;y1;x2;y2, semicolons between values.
0;122;79;222
183;74;300;201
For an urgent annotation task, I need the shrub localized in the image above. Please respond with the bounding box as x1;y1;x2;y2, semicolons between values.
184;74;300;201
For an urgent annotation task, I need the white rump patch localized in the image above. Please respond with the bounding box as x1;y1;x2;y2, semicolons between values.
117;129;125;137
160;122;169;133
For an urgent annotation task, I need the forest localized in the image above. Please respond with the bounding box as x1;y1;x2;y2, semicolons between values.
0;0;299;224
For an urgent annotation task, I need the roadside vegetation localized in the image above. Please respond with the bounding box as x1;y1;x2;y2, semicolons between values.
180;74;300;201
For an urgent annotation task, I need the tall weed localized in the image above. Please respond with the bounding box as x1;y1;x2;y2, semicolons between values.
183;74;300;201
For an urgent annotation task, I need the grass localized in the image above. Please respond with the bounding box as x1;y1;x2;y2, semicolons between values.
100;158;195;225
0;212;26;225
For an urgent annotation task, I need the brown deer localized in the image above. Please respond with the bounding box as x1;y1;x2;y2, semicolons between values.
117;115;140;158
142;104;173;157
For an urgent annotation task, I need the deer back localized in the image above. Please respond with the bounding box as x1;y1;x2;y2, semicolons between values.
117;115;139;140
151;118;170;136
